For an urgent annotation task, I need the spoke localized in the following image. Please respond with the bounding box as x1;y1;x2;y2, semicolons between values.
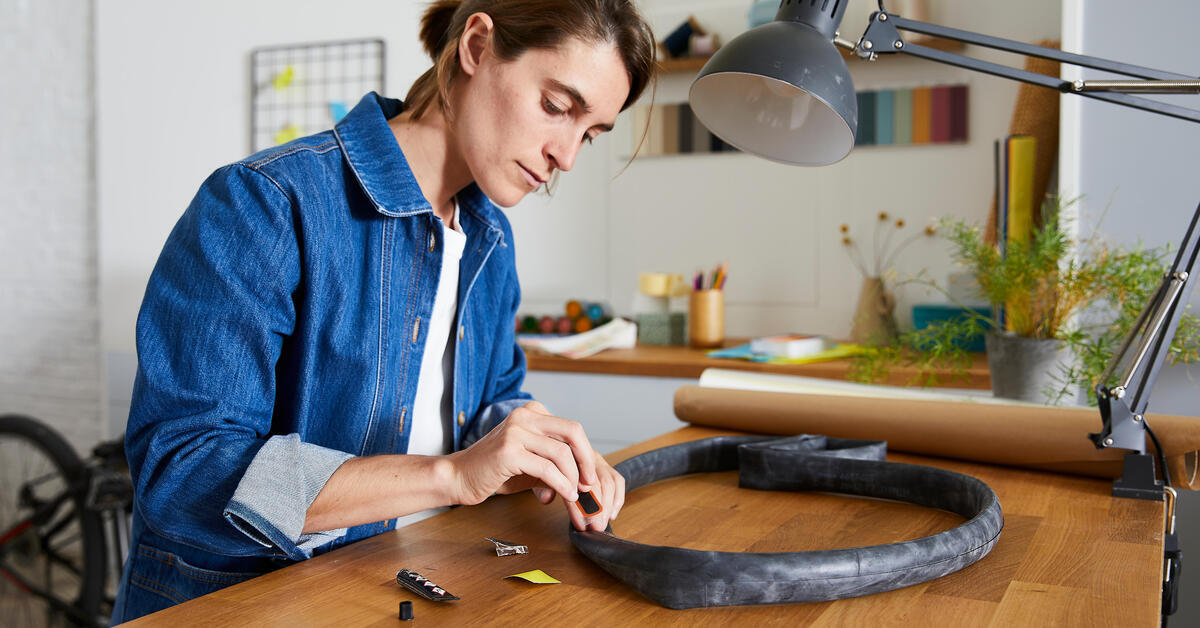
43;546;84;578
0;518;33;546
1;562;34;593
43;506;76;542
48;531;82;554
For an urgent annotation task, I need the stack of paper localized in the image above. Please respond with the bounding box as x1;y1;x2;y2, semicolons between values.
517;318;637;360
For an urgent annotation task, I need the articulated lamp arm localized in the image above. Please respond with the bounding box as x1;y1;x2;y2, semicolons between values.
850;7;1200;124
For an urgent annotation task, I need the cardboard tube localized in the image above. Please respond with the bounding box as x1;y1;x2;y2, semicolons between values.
674;386;1200;489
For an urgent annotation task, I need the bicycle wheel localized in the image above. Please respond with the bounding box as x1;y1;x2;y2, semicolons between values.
0;415;106;627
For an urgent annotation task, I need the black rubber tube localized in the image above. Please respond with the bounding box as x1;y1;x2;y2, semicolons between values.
570;435;1004;609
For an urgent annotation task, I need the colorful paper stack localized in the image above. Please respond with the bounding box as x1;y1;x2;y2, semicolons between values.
857;84;968;147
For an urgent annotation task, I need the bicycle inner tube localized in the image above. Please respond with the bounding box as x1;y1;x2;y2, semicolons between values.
569;435;1004;609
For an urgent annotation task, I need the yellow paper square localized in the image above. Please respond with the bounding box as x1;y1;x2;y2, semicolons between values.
272;66;295;90
273;124;300;146
505;569;560;584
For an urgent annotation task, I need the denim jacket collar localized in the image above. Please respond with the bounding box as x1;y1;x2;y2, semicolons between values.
334;92;504;246
333;93;430;217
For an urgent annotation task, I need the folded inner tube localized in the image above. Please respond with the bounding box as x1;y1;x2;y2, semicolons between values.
569;435;1004;609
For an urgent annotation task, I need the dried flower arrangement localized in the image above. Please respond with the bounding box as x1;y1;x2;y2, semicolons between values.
840;212;937;278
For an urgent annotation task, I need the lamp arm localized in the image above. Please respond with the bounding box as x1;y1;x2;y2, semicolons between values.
1091;204;1200;451
857;11;1200;125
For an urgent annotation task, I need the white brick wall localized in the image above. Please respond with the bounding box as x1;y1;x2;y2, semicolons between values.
0;0;104;454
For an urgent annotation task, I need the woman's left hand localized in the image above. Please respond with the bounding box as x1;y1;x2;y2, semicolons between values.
534;448;625;532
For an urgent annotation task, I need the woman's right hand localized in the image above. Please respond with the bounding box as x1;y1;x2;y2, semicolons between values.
446;401;600;508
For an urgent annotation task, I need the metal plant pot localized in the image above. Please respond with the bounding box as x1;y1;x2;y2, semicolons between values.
984;331;1069;404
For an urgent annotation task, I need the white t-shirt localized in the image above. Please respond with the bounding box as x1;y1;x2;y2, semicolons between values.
395;202;466;527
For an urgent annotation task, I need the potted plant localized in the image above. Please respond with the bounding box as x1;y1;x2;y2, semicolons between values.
848;198;1200;404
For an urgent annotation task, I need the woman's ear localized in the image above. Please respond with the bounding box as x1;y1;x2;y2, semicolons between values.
458;12;494;77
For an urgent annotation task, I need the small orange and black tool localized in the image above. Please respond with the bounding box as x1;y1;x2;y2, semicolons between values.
574;490;602;516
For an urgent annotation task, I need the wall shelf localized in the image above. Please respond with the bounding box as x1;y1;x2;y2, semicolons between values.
658;56;711;73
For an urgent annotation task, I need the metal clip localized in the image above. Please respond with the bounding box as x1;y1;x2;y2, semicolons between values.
485;537;528;556
1164;486;1177;535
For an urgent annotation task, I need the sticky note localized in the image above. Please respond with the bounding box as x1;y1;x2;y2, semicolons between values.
329;101;349;123
272;66;295;90
274;124;300;145
506;570;560;584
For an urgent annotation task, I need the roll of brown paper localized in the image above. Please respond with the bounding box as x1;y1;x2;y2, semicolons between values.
673;385;1200;489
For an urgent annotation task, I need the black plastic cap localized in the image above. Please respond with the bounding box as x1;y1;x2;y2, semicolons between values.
399;600;414;621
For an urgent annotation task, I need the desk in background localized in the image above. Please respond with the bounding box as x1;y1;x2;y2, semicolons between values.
523;341;991;453
123;426;1165;626
525;340;991;387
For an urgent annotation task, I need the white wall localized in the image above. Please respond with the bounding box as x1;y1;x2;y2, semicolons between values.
1;0;104;453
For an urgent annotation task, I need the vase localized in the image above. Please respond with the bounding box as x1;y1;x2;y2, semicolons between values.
849;277;898;347
984;331;1071;404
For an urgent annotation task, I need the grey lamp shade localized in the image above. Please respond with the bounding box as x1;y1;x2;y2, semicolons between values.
689;20;858;166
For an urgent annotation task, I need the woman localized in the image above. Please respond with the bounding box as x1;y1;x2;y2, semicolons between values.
113;0;655;621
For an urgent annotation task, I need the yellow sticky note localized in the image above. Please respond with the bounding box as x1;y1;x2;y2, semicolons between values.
272;66;295;90
505;569;560;584
273;124;300;145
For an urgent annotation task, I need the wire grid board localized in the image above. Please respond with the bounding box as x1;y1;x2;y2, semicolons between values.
250;38;386;153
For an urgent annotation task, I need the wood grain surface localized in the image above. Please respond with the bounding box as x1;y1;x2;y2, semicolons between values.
524;340;992;389
122;426;1164;627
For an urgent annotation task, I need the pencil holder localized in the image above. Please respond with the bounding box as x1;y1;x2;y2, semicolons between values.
688;289;725;348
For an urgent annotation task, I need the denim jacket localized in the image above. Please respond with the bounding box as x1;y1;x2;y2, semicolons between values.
113;93;532;622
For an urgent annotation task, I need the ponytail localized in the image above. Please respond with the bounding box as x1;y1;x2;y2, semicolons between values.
418;0;459;58
404;0;461;121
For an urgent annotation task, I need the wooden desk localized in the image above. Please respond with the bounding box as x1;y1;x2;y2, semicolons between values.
524;341;992;390
126;426;1165;626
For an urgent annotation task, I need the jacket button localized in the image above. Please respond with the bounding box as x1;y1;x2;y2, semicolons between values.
457;411;465;426
458;325;465;340
428;232;435;252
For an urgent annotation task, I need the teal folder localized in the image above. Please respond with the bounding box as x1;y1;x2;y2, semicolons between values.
874;90;894;145
893;89;913;145
856;91;876;146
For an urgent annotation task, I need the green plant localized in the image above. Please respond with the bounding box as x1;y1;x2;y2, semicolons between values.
848;197;1200;403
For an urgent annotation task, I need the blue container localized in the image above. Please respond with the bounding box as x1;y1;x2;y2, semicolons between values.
911;304;992;352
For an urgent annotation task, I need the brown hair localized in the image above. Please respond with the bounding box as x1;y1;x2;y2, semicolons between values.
404;0;657;122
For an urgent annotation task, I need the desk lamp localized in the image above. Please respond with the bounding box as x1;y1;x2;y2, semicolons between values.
689;0;1197;611
690;0;1199;500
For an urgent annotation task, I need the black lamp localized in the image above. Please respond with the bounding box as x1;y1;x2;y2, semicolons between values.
688;1;857;165
690;0;1200;613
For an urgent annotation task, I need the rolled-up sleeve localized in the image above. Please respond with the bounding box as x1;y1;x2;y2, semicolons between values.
224;434;354;554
